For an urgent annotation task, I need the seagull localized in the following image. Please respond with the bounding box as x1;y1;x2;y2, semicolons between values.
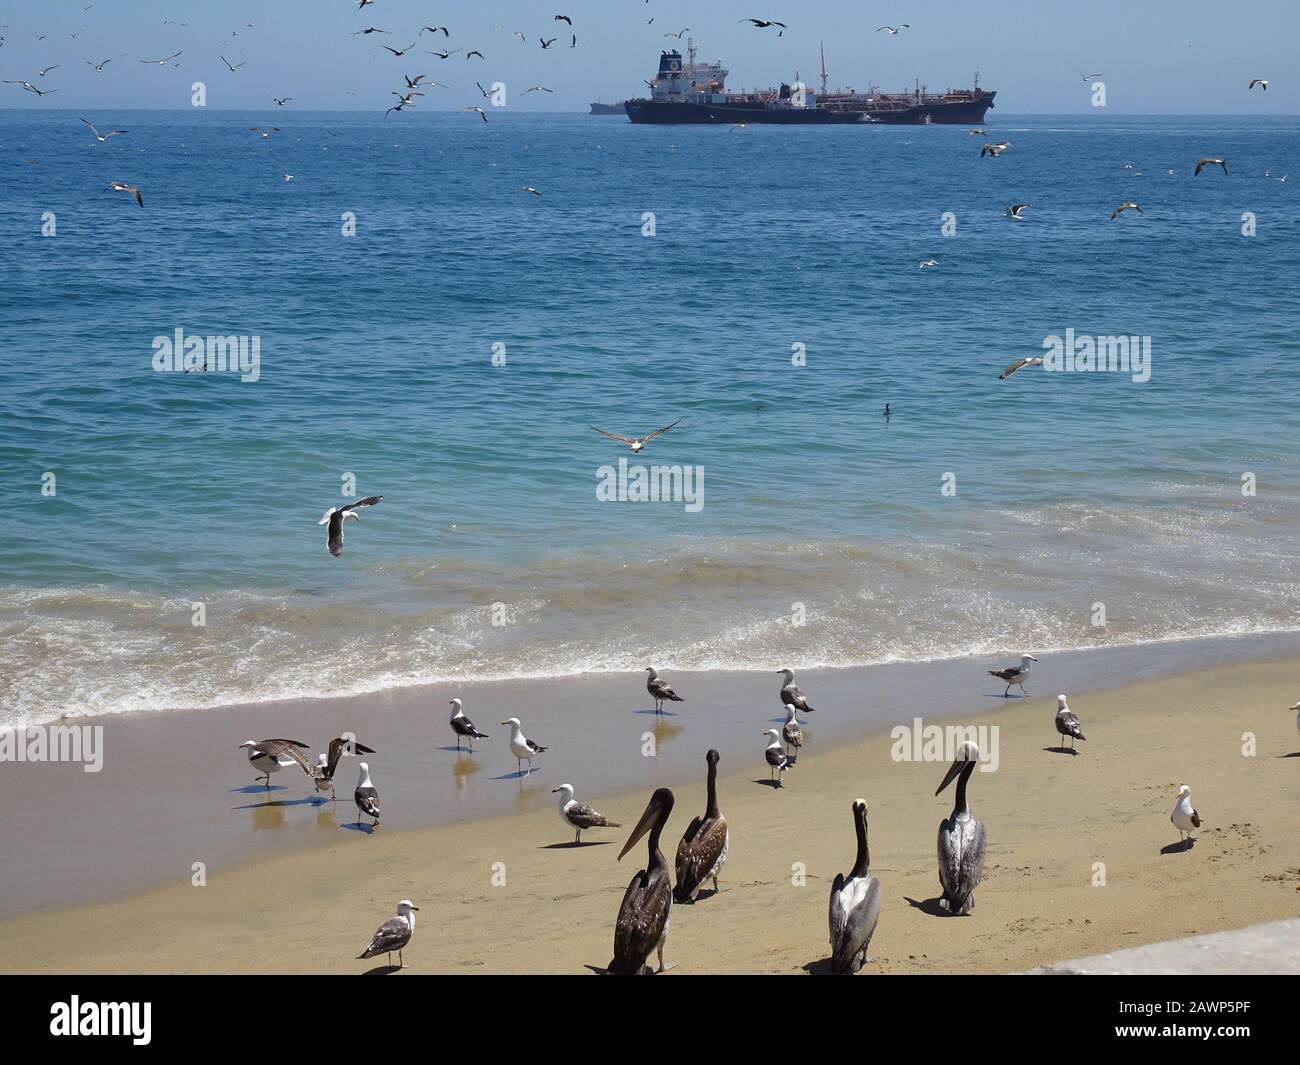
554;15;573;25
1110;202;1143;219
357;900;418;968
32;65;59;77
220;55;244;72
464;106;489;122
777;668;815;712
1171;784;1201;844
318;495;382;557
383;42;417;57
273;97;292;106
238;738;312;787
589;417;683;453
877;25;909;34
645;667;684;714
466;50;484;60
351;27;389;35
1195;157;1227;176
523;86;553;94
448;698;489;751
105;181;143;207
1291;699;1300;736
249;126;280;138
517;185;542;196
81;118;127;142
540;37;557;49
781;704;804;757
354;762;381;826
967;128;986;136
1004;202;1031;219
763;729;792;785
501;718;547;775
918;258;940;270
552;783;621;844
404;74;430;88
475;81;492;97
1248;79;1268;91
4;80;58;96
314;736;376;798
1054;694;1086;750
86;59;111;72
139;51;182;65
998;356;1043;381
988;653;1038;695
664;29;689;39
1076;69;1103;81
981;140;1010;157
420;26;450;37
743;19;786;30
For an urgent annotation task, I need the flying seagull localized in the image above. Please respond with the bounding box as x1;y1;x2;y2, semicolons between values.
987;653;1038;695
645;667;685;715
139;51;182;65
552;783;621;844
1171;784;1201;844
32;64;60;77
81;117;127;142
877;25;910;34
1004;202;1031;219
918;258;940;270
238;738;312;787
589;417;683;452
354;761;381;826
554;15;573;25
742;19;786;29
517;185;542;196
318;495;382;557
523;85;553;94
4;80;58;96
998;356;1042;380
540;37;557;49
383;42;417;57
105;181;143;207
1248;79;1268;91
250;126;280;137
464;106;489;122
1110;201;1143;219
273;97;292;106
448;698;489;751
981;140;1010;157
1076;69;1103;81
1194;157;1227;176
358;900;418;968
86;59;111;72
220;55;245;72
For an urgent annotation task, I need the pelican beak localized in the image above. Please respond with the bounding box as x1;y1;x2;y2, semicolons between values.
617;794;662;862
935;756;966;796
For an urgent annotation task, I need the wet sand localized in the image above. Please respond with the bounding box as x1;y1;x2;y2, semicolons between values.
1;649;1297;974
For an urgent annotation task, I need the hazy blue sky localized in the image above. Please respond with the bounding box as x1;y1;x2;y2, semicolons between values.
1;0;1295;113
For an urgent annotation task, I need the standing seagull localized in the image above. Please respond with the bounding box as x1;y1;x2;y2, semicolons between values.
501;717;546;775
448;698;489;751
777;668;816;712
354;762;381;826
763;729;792;785
1171;784;1201;844
1054;694;1086;750
1194;157;1227;176
935;741;986;915
357;900;418;968
590;417;683;453
781;704;805;758
318;495;382;557
313;736;375;798
645;667;684;714
238;738;312;787
1291;699;1300;737
828;799;882;974
673;749;728;903
610;787;675;974
987;653;1038;696
552;783;621;844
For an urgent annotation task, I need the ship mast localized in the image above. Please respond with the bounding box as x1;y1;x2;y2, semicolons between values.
819;41;828;95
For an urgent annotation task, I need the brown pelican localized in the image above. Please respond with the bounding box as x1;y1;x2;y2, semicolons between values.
501;717;546;775
781;704;804;757
1054;694;1086;750
645;667;684;714
552;783;620;843
935;741;986;915
449;698;489;750
357;900;418;968
673;749;728;903
763;729;791;784
828;799;882;974
777;668;816;711
314;736;375;798
987;652;1037;695
354;762;380;826
610;787;675;974
238;738;311;787
1171;784;1201;843
318;495;382;557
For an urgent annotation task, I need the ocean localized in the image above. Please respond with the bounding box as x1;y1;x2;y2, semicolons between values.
2;110;1298;727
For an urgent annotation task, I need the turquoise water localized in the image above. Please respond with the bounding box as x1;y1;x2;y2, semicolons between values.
2;111;1298;724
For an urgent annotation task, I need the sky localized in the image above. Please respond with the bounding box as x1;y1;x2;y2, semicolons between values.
0;0;1296;113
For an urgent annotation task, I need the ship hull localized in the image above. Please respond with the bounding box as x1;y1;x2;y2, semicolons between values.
826;91;996;125
589;102;626;115
625;98;863;124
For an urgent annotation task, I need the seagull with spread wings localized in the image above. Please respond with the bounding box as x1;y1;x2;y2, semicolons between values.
590;417;683;453
318;495;383;557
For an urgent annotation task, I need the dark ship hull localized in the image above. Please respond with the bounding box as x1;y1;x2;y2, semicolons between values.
589;101;626;115
820;90;996;125
625;98;864;124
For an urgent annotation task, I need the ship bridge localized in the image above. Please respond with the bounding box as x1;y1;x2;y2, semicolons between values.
650;39;728;102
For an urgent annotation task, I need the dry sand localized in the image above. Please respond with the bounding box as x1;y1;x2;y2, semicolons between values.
1;655;1296;974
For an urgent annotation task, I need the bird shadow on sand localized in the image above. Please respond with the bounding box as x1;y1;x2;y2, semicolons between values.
232;796;321;810
752;778;786;789
980;693;1031;700
1160;839;1195;855
541;840;614;849
634;707;679;717
342;821;377;834
361;963;404;976
492;768;538;781
1043;745;1081;756
904;895;953;918
230;784;290;794
800;957;837;975
581;964;610;975
1282;751;1300;758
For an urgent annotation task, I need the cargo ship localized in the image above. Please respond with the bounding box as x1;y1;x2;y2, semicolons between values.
813;44;996;124
589;98;627;115
623;40;864;125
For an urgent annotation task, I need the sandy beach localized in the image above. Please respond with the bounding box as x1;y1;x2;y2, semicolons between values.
2;651;1296;975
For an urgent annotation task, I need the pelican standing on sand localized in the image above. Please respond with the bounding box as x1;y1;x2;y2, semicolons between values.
1171;784;1201;844
673;749;728;903
449;698;489;750
988;653;1038;696
238;738;312;787
354;762;381;826
610;787;675;974
935;741;986;915
552;783;621;843
1054;694;1086;749
828;799;882;974
357;900;418;968
645;667;684;714
781;704;805;757
763;729;792;784
777;668;816;711
502;717;546;775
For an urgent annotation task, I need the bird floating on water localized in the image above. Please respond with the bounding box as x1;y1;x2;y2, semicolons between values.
318;495;382;557
935;741;986;915
1054;694;1086;750
988;653;1037;695
590;417;683;453
449;698;489;750
673;750;728;903
645;667;685;714
1171;784;1201;844
828;798;882;973
610;787;675;974
358;900;418;968
763;729;791;784
501;717;546;775
552;783;621;844
998;356;1042;381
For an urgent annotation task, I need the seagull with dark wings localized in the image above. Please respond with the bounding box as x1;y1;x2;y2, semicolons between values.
590;417;683;453
318;495;383;557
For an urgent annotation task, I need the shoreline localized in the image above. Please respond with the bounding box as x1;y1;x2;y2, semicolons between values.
1;648;1296;974
1;631;1299;919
